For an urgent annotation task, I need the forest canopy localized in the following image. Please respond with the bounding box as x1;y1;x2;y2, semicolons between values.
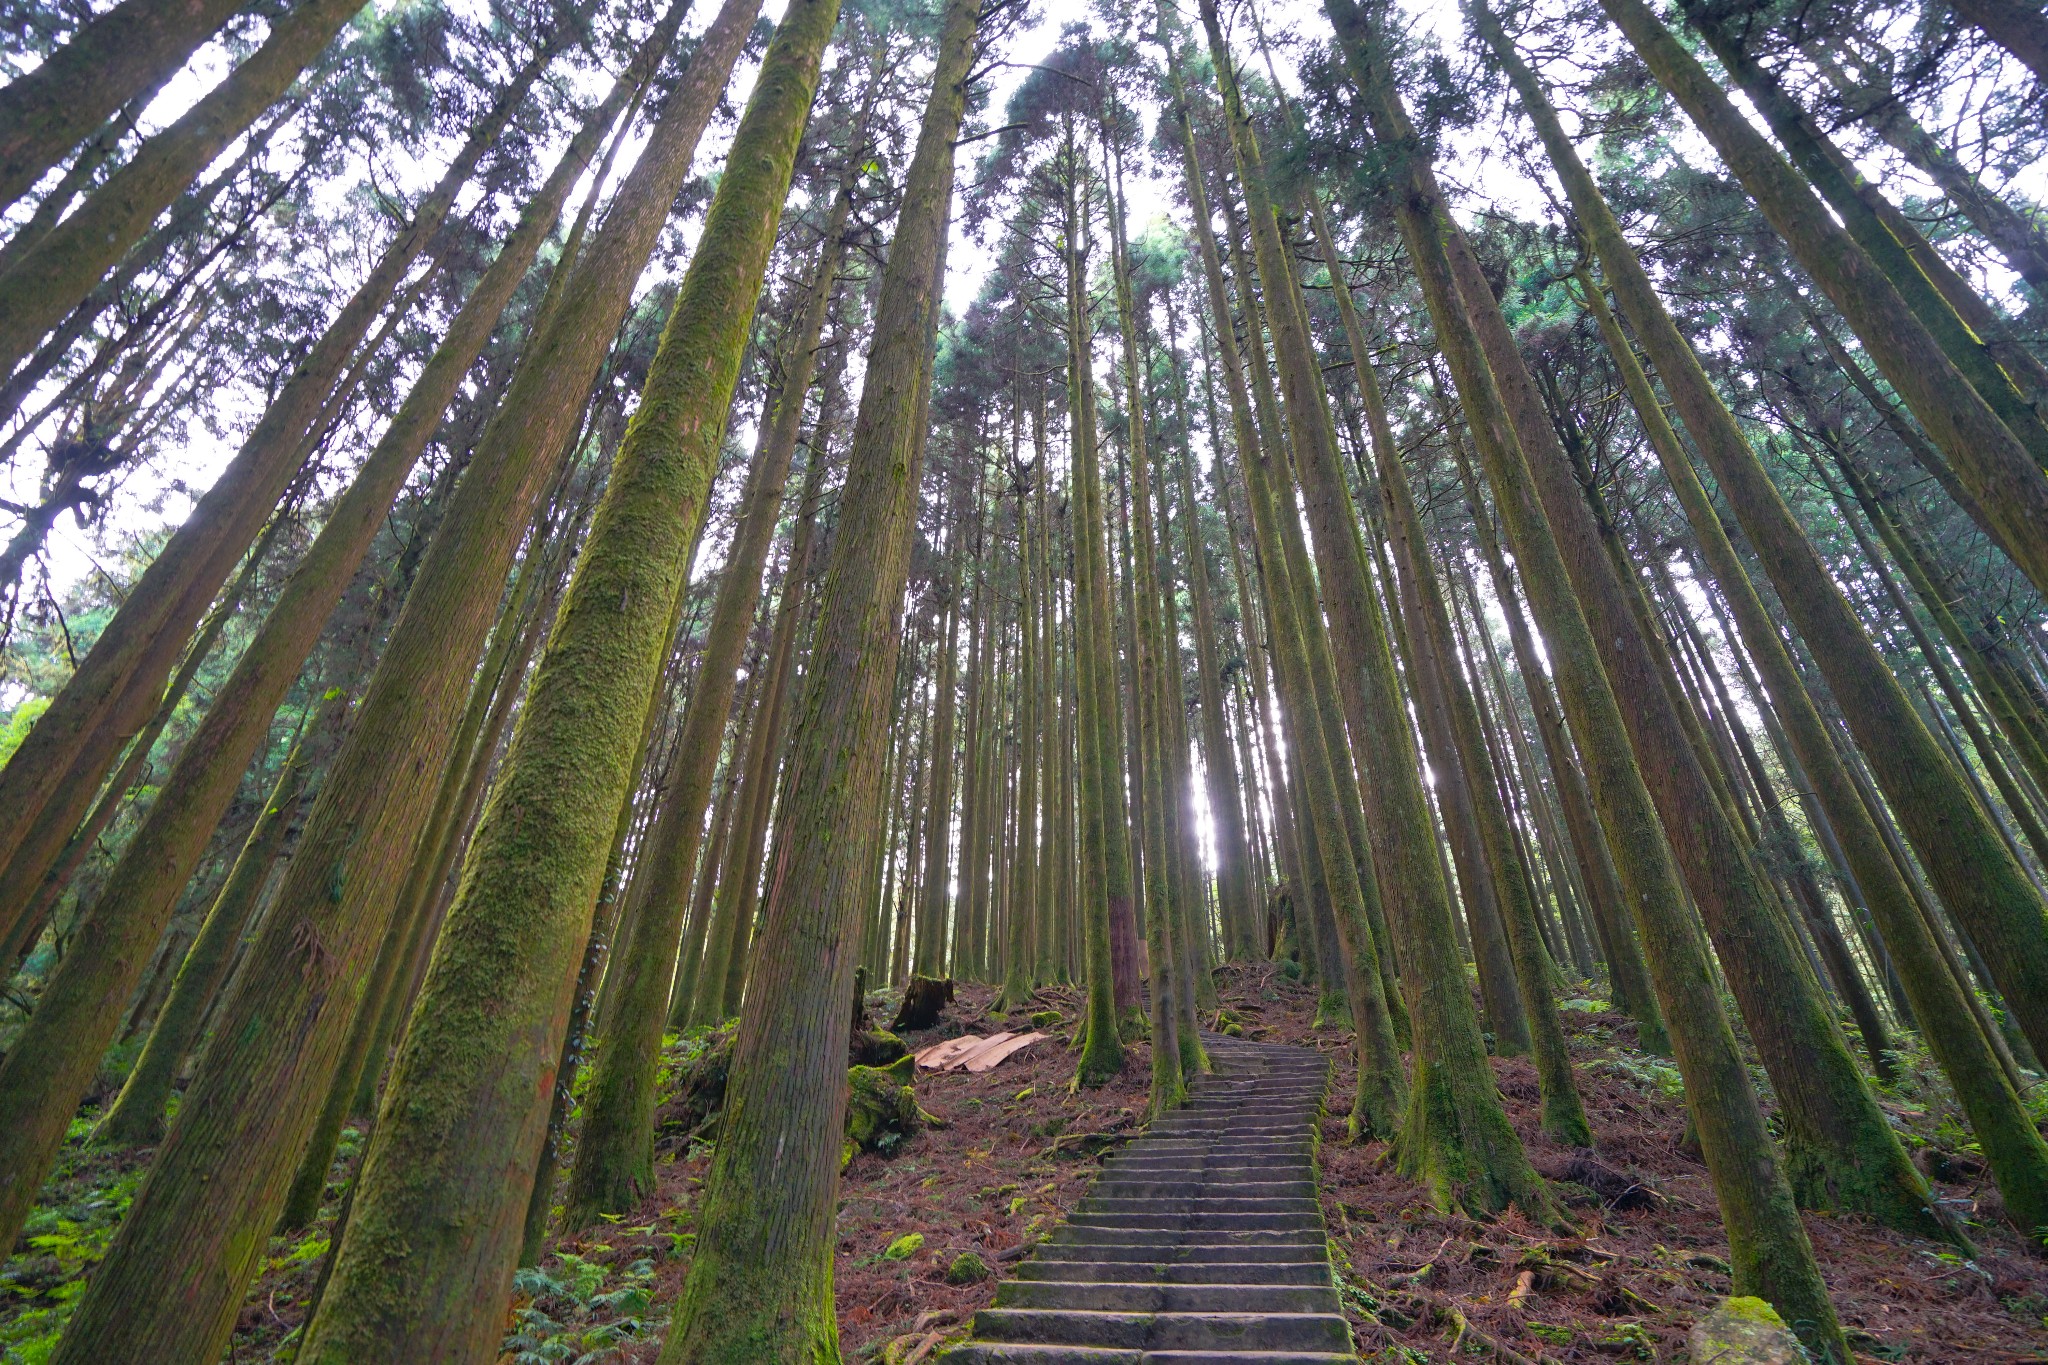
2;0;2048;1358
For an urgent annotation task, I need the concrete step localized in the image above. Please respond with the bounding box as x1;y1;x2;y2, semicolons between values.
993;1280;1341;1315
1045;1225;1326;1249
1087;1179;1317;1200
1013;1260;1333;1287
971;1308;1353;1354
1083;1196;1317;1213
941;1346;1357;1364
1033;1241;1329;1265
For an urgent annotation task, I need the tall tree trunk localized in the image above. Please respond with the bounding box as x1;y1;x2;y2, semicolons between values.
1200;0;1551;1216
1326;4;1859;1355
0;39;560;950
1595;0;2048;602
661;4;976;1355
1062;113;1130;1086
562;162;857;1225
0;0;251;210
45;5;757;1355
294;0;829;1357
0;0;372;378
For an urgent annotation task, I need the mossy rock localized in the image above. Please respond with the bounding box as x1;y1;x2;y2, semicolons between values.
844;1055;939;1164
851;1028;910;1067
1029;1010;1063;1029
1687;1295;1805;1364
883;1231;925;1260
656;1023;737;1139
944;1251;989;1285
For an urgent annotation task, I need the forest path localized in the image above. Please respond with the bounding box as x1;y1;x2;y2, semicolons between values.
942;1035;1359;1363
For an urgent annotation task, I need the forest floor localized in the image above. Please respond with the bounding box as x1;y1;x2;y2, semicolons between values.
3;962;2047;1362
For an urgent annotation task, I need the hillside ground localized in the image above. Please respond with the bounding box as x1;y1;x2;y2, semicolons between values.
3;962;2046;1362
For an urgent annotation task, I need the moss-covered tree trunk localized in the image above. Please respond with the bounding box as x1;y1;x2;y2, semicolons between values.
0;36;556;953
0;0;371;378
1315;205;1587;1142
0;0;249;209
292;0;832;1357
44;7;757;1357
660;5;978;1356
562;169;857;1226
1201;0;1550;1215
1594;0;2048;604
0;41;601;1253
1062;113;1130;1087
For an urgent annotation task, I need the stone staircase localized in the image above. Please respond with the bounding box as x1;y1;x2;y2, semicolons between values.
943;1036;1358;1364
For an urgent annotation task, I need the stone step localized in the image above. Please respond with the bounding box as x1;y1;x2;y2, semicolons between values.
1045;1225;1325;1249
993;1279;1341;1315
971;1307;1353;1354
1087;1179;1317;1200
1012;1260;1333;1287
1033;1241;1328;1265
1065;1211;1324;1233
941;1345;1358;1364
1083;1195;1316;1213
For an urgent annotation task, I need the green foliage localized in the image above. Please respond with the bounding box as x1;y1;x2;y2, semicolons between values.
501;1254;661;1364
0;1160;142;1362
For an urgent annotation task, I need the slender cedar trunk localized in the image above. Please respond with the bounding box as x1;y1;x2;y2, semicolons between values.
1173;100;1312;976
1593;0;2048;603
708;423;832;1022
1000;460;1041;1008
46;7;756;1355
1476;5;2048;1160
1682;6;2048;465
562;175;857;1228
526;598;702;1265
1033;400;1063;985
1162;299;1255;963
295;1;829;1357
0;0;251;209
672;724;747;1024
1203;317;1298;953
1441;391;1667;1049
1327;9;1850;1355
1109;451;1150;1017
1317;216;1586;1142
1944;0;2048;81
1453;581;1596;980
1161;44;1402;1131
95;692;336;1145
915;534;963;978
1641;538;1891;1066
0;59;635;1223
0;0;371;378
1105;138;1186;1109
957;486;994;981
287;408;610;1233
0;43;556;948
1308;217;1525;1057
1062;116;1129;1086
1811;51;2048;300
1224;221;1339;1003
1155;450;1216;1029
663;5;972;1355
1203;2;1550;1213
